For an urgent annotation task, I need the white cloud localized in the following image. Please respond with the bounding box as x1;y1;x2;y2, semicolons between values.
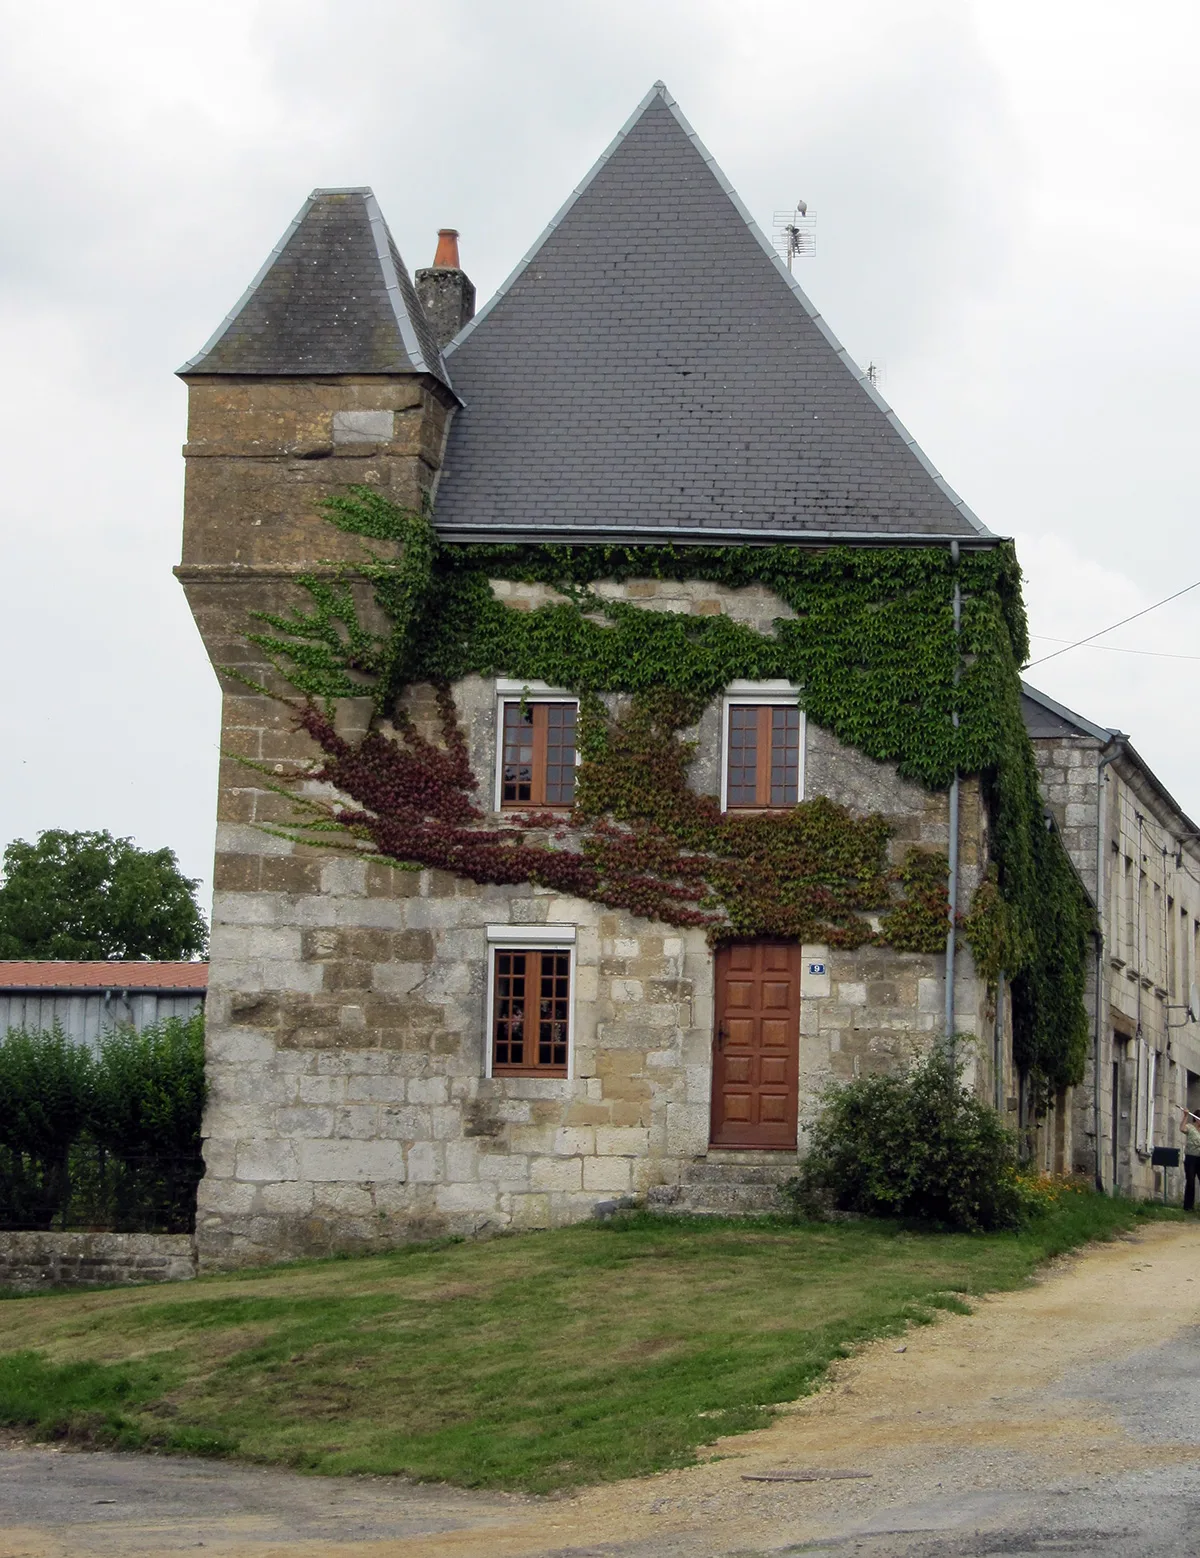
2;0;1199;906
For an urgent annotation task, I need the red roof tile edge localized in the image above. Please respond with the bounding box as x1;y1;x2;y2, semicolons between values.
0;962;208;991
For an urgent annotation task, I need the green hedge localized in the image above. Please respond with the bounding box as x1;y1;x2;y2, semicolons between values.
0;1015;205;1234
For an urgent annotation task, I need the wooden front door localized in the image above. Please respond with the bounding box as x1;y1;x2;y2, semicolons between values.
709;942;801;1149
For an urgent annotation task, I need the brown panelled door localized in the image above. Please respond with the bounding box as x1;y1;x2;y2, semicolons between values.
710;942;801;1149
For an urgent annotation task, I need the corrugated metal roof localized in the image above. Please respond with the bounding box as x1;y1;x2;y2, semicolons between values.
0;962;209;991
435;82;989;544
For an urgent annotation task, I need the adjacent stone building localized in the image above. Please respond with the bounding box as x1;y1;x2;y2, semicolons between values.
178;83;1024;1268
1023;683;1200;1196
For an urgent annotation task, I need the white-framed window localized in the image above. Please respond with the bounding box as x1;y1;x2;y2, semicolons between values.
493;679;580;811
484;925;576;1079
719;680;805;812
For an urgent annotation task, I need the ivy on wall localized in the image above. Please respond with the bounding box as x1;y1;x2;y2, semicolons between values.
245;489;1091;1091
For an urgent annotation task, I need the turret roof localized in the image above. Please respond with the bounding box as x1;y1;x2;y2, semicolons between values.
434;83;990;544
179;188;453;389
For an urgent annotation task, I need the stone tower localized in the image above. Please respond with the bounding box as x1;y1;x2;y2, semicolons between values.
176;189;462;1265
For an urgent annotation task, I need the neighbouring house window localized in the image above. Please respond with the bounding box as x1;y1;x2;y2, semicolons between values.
491;948;572;1075
500;701;578;808
720;685;803;810
1123;857;1135;962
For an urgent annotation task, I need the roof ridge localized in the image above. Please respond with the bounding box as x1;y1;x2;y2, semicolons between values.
362;190;442;380
444;81;990;541
444;81;669;359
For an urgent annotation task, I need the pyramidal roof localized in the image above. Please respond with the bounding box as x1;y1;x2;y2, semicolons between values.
180;188;453;389
435;83;990;543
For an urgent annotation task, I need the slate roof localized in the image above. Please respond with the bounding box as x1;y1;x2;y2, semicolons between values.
0;962;209;991
1020;684;1116;743
180;188;453;391
434;83;991;544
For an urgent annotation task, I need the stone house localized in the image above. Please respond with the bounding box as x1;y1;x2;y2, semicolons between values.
1023;683;1200;1197
177;83;1035;1269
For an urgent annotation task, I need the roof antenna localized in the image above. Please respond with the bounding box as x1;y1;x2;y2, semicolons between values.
773;199;815;271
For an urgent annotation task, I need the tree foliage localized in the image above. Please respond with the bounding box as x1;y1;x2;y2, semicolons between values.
0;830;208;961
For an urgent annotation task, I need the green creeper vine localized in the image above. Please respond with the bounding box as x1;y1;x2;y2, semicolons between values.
243;488;1092;1094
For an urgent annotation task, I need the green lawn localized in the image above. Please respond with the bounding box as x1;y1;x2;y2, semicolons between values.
0;1196;1173;1492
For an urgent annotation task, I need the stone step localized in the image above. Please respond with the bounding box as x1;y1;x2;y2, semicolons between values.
648;1152;802;1217
647;1180;792;1216
682;1165;794;1184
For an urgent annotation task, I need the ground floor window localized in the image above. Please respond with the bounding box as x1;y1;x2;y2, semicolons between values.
489;944;572;1076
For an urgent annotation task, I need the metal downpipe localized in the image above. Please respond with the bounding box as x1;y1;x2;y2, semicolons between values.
944;542;962;1053
1094;745;1119;1191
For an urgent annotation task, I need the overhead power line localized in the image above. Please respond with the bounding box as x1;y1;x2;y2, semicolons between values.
1025;578;1200;669
1029;635;1200;664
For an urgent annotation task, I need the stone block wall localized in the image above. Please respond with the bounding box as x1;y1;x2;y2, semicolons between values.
1031;733;1103;903
0;1232;197;1292
194;570;990;1269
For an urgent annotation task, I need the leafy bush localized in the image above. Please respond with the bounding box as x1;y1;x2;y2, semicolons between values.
782;1050;1022;1231
0;1015;206;1233
0;1028;93;1229
88;1017;206;1231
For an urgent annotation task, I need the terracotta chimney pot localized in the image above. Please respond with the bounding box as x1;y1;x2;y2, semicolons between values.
433;228;461;269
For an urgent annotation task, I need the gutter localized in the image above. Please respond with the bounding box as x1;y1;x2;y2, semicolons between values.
436;525;1006;550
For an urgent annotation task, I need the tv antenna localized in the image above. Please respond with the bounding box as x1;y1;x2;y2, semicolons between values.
773;200;816;271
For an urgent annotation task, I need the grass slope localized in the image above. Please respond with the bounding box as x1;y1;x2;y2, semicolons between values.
0;1197;1172;1492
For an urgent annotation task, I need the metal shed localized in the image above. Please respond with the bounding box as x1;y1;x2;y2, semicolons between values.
0;962;207;1049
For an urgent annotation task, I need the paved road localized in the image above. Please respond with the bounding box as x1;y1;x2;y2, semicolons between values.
0;1223;1197;1557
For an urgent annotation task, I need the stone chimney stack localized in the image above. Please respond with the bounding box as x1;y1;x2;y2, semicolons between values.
415;229;476;348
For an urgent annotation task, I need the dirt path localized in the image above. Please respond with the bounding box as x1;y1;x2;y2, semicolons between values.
2;1221;1198;1557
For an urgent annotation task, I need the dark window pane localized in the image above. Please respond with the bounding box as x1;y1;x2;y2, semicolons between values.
544;703;577;805
727;706;759;806
493;951;527;1066
501;703;535;804
769;706;800;806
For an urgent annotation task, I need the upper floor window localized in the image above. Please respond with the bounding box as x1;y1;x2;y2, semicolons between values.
721;681;804;811
495;682;578;809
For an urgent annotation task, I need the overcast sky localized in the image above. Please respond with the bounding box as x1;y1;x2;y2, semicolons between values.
2;0;1198;916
